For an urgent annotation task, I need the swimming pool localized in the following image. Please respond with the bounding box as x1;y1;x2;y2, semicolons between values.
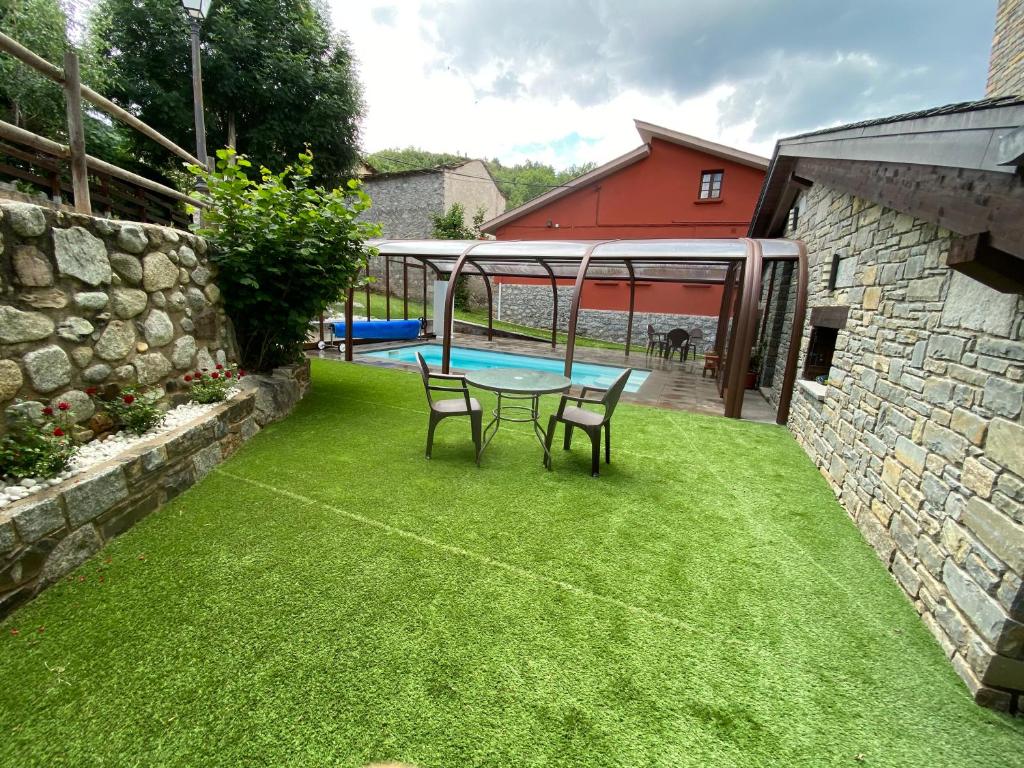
361;344;650;393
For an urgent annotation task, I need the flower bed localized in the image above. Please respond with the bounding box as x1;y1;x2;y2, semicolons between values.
0;392;238;510
0;390;256;615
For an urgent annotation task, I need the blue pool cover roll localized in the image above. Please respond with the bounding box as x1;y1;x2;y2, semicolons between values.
330;320;421;340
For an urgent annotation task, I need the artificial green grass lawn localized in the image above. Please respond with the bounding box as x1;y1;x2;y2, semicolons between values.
2;360;1021;767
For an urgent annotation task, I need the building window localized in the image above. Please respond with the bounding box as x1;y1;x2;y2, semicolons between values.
699;170;723;199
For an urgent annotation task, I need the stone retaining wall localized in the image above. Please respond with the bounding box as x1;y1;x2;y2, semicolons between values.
0;201;235;438
496;283;717;348
766;182;1024;708
0;391;258;616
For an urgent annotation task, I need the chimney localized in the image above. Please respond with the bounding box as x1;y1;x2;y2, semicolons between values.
987;0;1024;96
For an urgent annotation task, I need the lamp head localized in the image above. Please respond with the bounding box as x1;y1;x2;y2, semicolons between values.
180;0;212;21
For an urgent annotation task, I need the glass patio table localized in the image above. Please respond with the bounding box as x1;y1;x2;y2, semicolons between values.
465;368;571;463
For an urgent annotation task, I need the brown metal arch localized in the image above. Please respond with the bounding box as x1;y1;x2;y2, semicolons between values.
442;242;487;372
624;261;636;358
466;258;493;341
564;240;618;378
723;238;764;419
775;240;809;425
536;259;559;348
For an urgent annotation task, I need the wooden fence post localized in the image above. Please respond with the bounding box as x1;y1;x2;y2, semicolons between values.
62;51;91;215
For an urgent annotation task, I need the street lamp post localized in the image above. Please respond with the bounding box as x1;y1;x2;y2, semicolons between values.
180;0;212;174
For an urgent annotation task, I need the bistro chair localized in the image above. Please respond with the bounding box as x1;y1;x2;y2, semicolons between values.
646;324;666;356
703;352;721;379
415;352;482;464
664;328;690;362
687;327;705;359
543;368;632;477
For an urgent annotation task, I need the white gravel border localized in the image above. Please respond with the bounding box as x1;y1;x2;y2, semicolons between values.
0;389;239;509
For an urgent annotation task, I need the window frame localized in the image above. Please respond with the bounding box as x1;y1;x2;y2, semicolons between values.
698;169;724;200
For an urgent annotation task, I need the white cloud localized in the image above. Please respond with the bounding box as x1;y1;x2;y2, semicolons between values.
328;0;777;169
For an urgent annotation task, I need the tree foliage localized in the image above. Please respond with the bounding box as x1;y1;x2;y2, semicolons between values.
430;203;485;311
0;0;71;137
365;147;597;209
191;148;379;371
89;0;363;186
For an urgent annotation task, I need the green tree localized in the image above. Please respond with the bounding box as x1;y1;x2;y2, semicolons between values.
0;0;70;137
88;0;363;185
364;147;596;209
431;203;485;310
365;147;469;174
191;148;379;371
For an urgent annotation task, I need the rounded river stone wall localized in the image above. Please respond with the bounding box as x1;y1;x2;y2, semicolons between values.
0;201;236;438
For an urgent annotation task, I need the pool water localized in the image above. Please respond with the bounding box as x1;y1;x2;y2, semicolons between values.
362;344;650;393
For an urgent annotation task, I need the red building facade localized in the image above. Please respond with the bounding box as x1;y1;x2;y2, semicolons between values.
482;120;768;315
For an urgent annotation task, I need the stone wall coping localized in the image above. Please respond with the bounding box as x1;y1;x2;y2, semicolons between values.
796;379;828;402
0;390;254;529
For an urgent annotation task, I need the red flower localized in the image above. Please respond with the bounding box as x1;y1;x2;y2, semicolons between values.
225;371;232;379
123;394;135;405
52;427;65;437
58;401;70;411
42;406;54;416
215;364;224;370
239;370;246;377
184;375;193;382
211;372;219;379
194;370;201;377
85;387;98;396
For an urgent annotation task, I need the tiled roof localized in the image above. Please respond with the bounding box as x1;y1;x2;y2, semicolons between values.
785;95;1024;141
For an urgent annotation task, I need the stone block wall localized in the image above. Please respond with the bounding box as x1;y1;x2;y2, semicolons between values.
359;172;444;239
0;392;258;615
765;182;1024;708
987;0;1024;97
0;201;235;437
496;283;718;349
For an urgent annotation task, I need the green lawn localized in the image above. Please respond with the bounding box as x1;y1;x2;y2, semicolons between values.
345;291;646;353
2;359;1021;767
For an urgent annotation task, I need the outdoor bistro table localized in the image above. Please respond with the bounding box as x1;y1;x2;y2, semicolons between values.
465;368;571;463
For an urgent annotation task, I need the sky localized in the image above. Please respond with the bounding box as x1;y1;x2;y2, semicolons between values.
329;0;999;170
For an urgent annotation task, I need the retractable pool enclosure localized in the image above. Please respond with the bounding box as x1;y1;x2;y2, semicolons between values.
357;238;808;424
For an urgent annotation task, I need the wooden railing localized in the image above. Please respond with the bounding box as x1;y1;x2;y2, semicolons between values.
0;32;207;227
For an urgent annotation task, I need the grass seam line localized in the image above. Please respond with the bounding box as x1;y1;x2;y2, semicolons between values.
214;467;762;650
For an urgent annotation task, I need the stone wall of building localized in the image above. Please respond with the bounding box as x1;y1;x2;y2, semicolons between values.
988;0;1024;97
0;202;234;438
765;182;1024;708
0;391;258;616
360;172;444;239
442;160;507;229
496;283;717;349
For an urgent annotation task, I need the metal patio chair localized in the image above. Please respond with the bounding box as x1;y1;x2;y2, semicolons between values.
687;327;705;359
646;324;666;356
416;352;482;464
543;368;632;477
664;328;690;362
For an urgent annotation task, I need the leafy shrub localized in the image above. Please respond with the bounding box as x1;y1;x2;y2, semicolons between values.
0;403;77;481
98;388;164;436
431;203;486;311
184;364;245;404
190;148;380;371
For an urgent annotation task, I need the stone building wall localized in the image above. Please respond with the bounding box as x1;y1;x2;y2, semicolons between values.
360;172;444;239
497;283;718;348
442;160;506;229
0;202;234;438
764;182;1024;707
987;0;1024;97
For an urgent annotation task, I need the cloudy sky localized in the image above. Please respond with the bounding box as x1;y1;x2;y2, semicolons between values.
329;0;998;169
